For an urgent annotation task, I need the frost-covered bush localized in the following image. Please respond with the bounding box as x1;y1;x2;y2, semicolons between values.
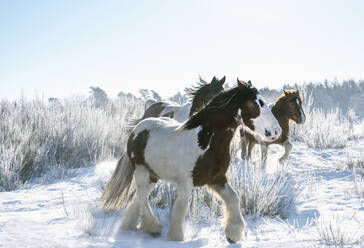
0;96;144;190
229;162;298;218
148;160;298;221
291;108;353;149
315;213;364;246
353;167;364;197
289;87;364;148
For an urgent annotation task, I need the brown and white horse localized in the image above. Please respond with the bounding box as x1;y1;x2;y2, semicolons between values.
240;89;306;167
134;76;226;123
101;80;281;243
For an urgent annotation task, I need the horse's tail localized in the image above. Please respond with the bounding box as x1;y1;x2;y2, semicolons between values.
124;118;141;135
101;153;135;211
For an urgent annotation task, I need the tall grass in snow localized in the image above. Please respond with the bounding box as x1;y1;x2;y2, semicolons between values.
290;87;364;148
315;213;364;246
229;162;298;218
148;160;298;221
0;96;144;190
353;166;364;197
293;108;351;148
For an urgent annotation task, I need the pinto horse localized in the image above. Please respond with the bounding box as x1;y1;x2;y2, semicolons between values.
134;76;226;123
240;89;306;167
101;80;282;243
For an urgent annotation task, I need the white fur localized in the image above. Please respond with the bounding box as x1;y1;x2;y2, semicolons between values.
159;102;192;123
167;178;193;241
133;117;205;183
121;166;163;235
252;95;281;142
132;118;204;240
211;183;245;243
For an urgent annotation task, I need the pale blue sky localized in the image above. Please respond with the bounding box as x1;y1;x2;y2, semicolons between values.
1;0;363;100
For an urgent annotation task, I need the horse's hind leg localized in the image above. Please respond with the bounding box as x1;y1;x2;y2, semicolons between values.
134;166;162;236
121;191;139;230
209;181;245;243
167;179;193;241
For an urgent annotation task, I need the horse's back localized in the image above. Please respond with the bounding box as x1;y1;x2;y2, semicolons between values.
130;117;203;183
143;100;191;123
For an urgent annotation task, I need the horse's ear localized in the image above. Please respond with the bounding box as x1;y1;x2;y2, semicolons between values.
237;78;245;89
219;76;226;85
283;89;289;95
247;80;252;86
211;76;218;84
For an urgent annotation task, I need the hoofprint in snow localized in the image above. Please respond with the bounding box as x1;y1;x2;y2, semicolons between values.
1;140;363;247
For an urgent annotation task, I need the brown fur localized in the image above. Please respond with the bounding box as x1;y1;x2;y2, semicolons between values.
181;80;261;186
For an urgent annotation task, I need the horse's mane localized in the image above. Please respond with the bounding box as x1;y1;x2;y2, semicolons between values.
274;89;300;105
179;83;257;131
185;76;210;101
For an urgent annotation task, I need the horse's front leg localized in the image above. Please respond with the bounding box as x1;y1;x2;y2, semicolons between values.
210;182;245;243
279;139;292;164
261;144;268;169
167;179;193;241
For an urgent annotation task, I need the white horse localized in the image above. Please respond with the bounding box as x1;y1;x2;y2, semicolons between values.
101;79;282;243
133;76;226;123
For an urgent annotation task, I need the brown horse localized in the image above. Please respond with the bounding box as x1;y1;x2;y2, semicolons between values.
240;89;306;166
101;80;282;243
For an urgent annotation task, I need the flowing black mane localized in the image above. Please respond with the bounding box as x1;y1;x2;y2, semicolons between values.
185;76;225;116
185;77;209;100
180;82;258;131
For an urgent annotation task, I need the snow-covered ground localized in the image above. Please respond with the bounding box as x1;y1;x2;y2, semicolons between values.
1;140;363;247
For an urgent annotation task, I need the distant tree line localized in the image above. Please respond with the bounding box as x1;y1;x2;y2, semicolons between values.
50;79;364;118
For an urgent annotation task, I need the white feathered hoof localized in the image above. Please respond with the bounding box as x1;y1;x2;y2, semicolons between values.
279;157;287;164
121;217;138;231
225;223;243;243
140;218;163;237
166;228;184;241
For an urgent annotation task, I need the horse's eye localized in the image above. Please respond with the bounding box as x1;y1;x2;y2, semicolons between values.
258;99;264;107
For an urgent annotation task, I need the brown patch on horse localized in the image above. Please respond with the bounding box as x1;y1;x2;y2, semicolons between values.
193;127;236;186
179;80;261;186
127;130;159;182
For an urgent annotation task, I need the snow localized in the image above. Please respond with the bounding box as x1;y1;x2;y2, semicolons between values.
1;141;364;247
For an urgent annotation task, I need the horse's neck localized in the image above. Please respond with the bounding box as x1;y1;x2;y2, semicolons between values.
271;104;289;141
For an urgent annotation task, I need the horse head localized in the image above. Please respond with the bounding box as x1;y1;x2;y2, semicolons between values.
237;79;282;142
281;89;306;124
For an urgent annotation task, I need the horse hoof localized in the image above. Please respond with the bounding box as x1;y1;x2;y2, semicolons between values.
166;230;184;241
225;222;243;243
150;231;162;238
226;236;236;243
